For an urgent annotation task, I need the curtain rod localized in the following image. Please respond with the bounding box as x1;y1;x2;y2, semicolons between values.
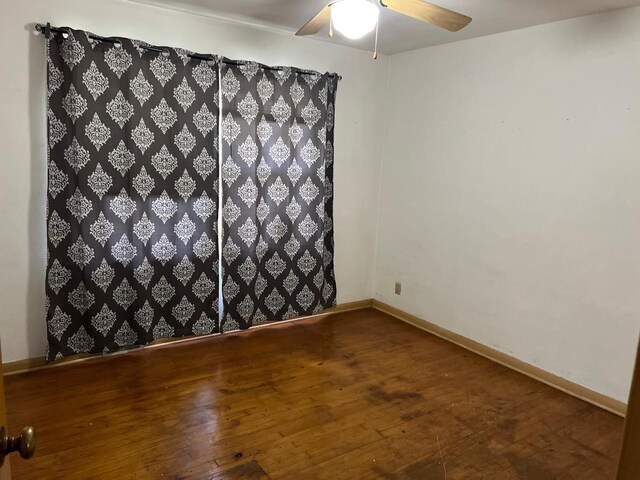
221;58;342;81
34;23;342;81
34;23;215;61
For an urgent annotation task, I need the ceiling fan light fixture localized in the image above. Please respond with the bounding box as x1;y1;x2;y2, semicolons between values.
331;0;379;40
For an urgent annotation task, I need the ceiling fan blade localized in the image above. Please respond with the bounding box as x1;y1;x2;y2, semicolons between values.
296;4;333;36
382;0;471;32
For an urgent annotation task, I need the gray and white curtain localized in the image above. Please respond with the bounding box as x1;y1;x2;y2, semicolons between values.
220;61;337;331
45;29;219;361
45;27;338;361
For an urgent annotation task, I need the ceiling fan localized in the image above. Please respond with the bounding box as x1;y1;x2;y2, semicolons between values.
296;0;472;58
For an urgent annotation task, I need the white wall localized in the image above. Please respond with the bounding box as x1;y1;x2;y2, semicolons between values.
0;0;388;362
374;6;640;402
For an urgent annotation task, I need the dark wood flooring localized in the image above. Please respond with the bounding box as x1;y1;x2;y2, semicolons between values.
5;308;624;479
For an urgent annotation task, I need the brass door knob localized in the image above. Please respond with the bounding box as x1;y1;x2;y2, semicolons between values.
0;426;36;465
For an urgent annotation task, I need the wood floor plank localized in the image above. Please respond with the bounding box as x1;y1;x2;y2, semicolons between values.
4;309;623;479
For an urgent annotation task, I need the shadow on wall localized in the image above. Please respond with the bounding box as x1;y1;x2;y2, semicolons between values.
26;23;48;358
549;6;638;54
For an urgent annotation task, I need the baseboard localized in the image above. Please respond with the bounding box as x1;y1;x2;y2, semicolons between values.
372;299;627;418
324;299;374;314
2;356;46;375
2;299;374;376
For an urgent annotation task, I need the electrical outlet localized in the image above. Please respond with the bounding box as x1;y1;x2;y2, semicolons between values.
395;282;402;295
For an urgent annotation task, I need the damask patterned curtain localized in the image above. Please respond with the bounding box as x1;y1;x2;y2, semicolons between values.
220;60;338;332
45;29;219;361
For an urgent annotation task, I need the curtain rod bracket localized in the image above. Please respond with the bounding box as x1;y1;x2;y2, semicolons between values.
33;23;48;37
35;22;69;39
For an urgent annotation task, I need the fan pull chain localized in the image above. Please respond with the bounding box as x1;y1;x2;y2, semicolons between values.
373;12;379;59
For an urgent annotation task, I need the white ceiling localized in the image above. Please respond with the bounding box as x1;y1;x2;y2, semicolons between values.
130;0;640;54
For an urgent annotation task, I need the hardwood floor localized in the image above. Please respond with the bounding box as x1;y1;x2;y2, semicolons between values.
5;309;623;479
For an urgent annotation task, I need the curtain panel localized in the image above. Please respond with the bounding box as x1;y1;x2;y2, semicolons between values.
220;61;338;331
45;29;219;361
